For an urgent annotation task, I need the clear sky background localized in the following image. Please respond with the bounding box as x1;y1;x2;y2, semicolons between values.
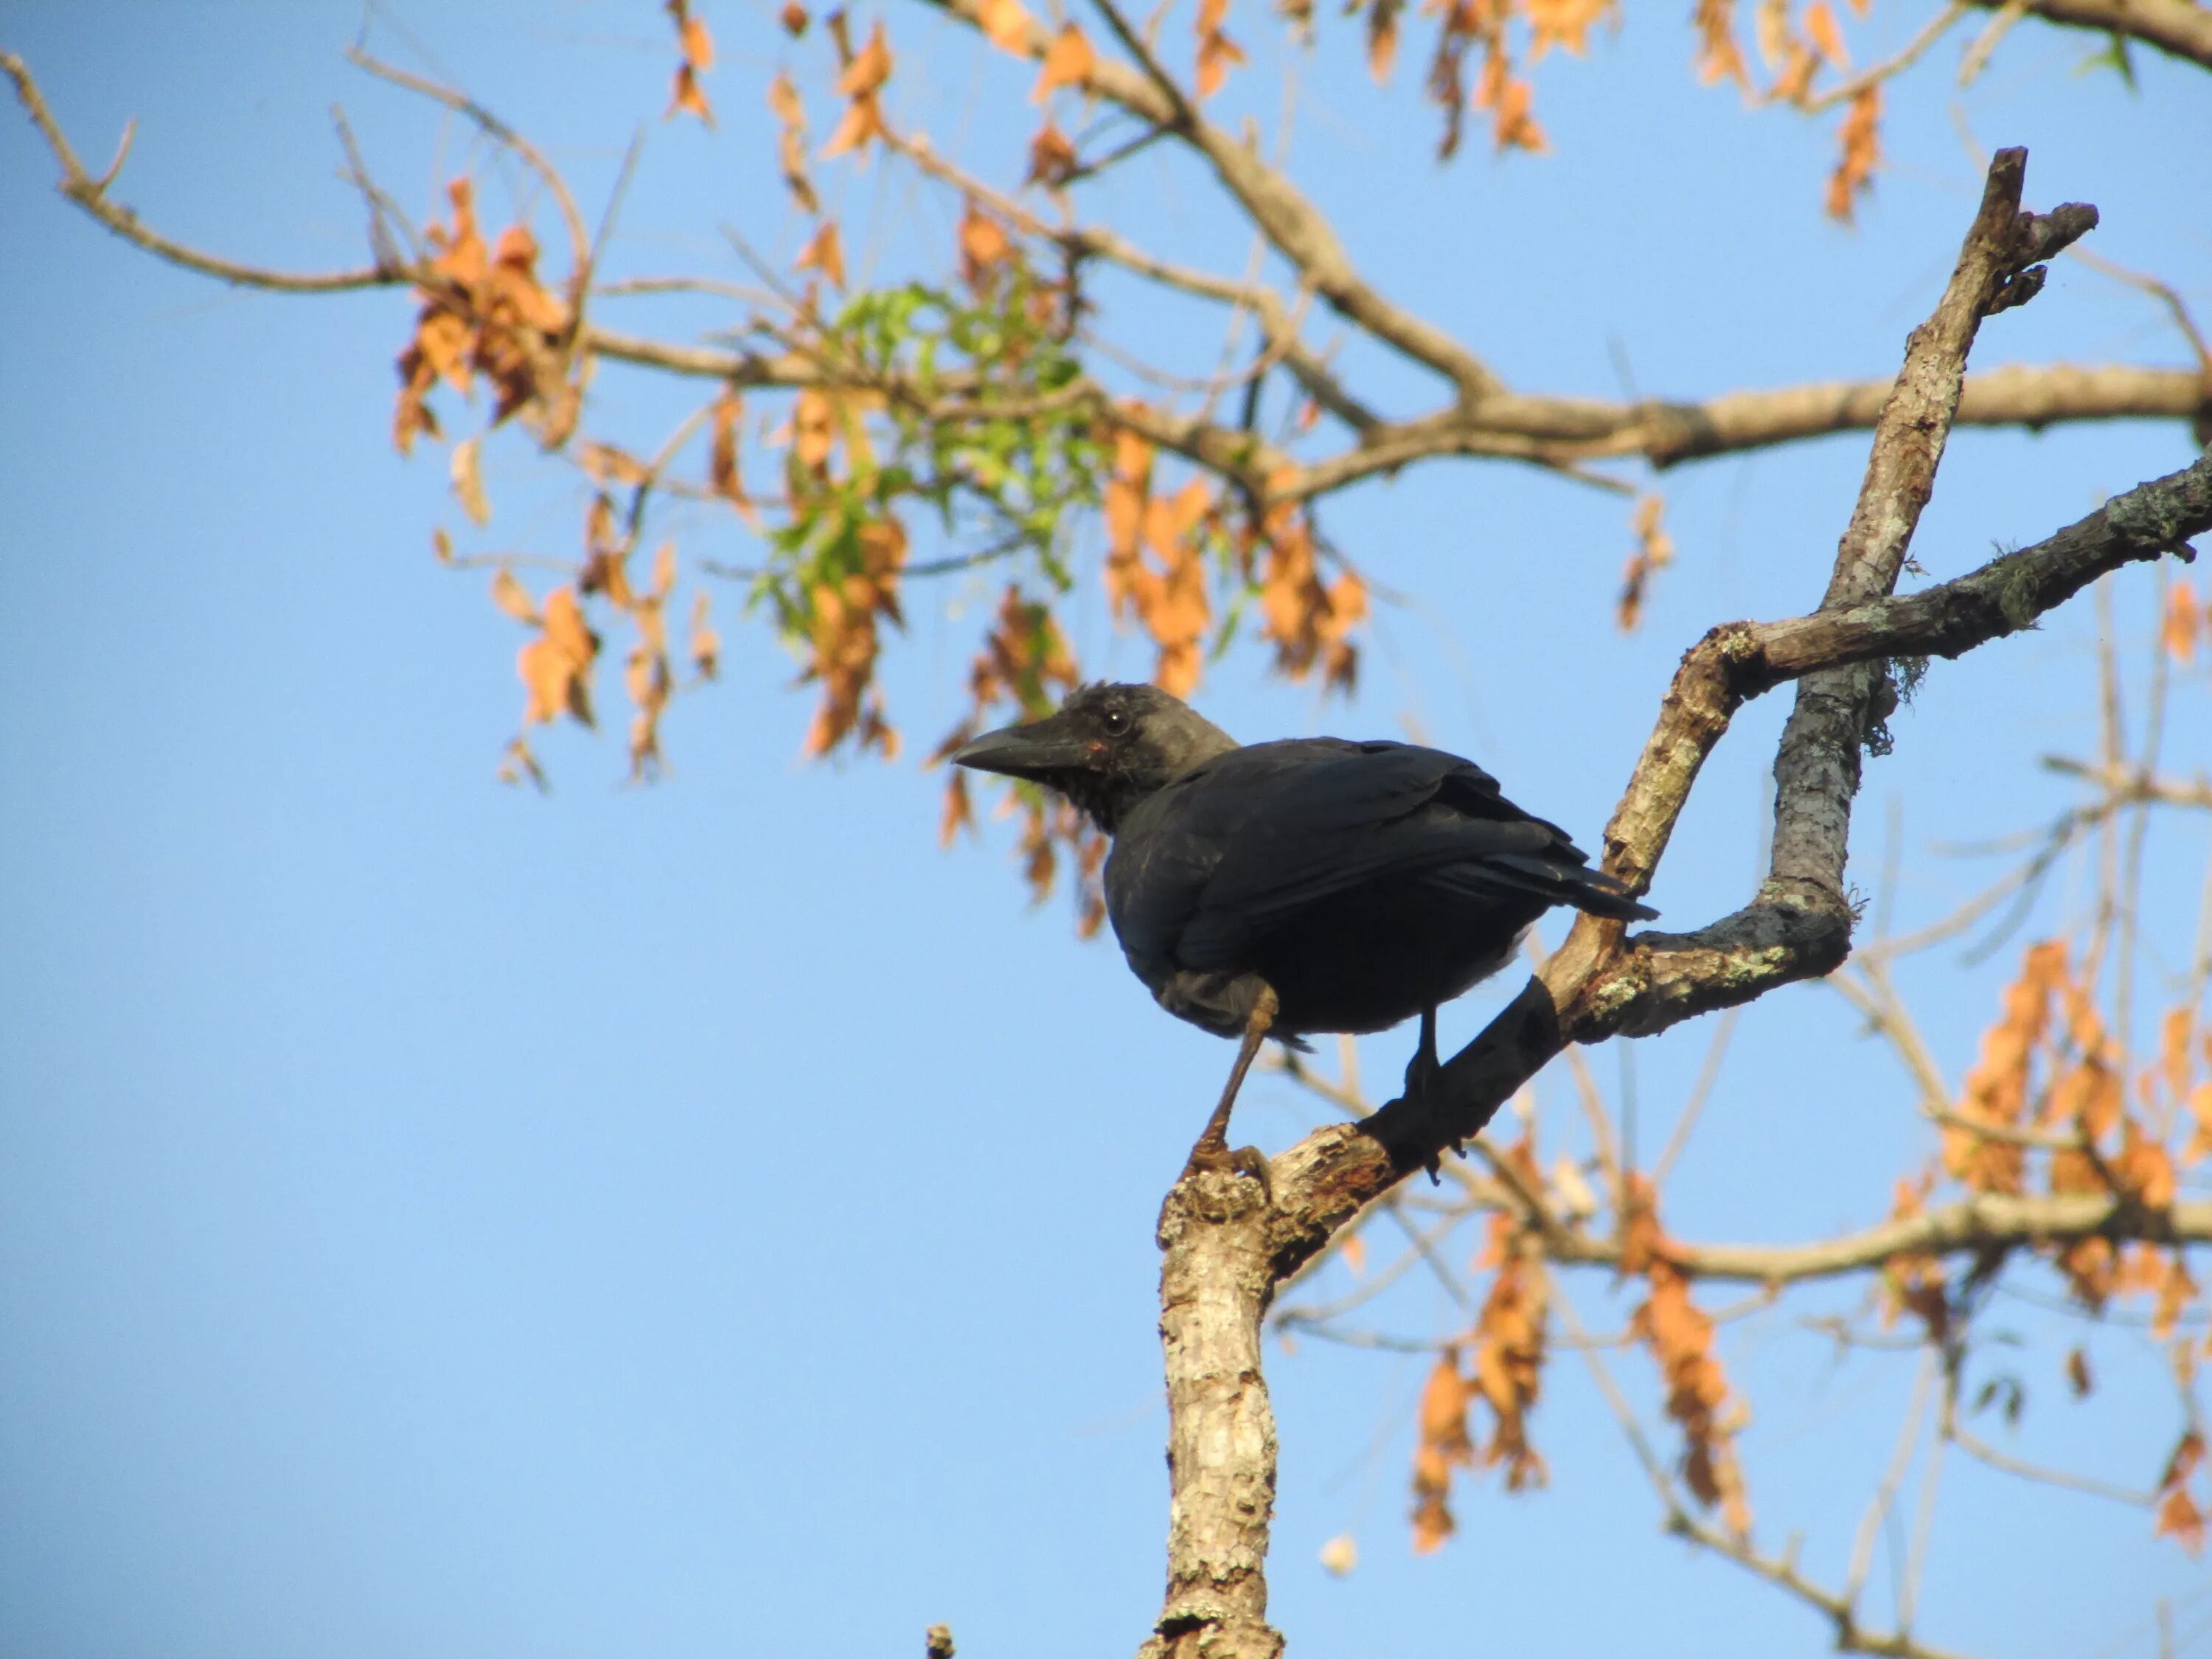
3;4;2210;1657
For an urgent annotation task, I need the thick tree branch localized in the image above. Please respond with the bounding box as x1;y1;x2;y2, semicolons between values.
1770;158;2092;908
1135;149;2175;1659
1263;156;2211;1281
1971;0;2212;70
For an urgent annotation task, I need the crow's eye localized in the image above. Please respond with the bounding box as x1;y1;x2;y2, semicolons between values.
1102;706;1131;737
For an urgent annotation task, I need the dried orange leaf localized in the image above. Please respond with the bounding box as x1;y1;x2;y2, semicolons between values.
451;435;492;527
2164;578;2202;662
821;94;886;160
1367;0;1399;81
795;219;848;290
1804;0;1848;65
978;0;1032;52
1031;23;1096;101
669;63;714;125
490;568;540;625
690;590;721;680
838;20;894;97
680;10;714;70
1194;0;1244;99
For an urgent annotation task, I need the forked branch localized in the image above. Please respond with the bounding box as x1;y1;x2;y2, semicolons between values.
1141;145;2208;1659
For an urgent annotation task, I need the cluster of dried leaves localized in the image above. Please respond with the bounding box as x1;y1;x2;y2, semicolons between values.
394;179;576;455
379;0;1980;820
1411;1160;1552;1549
1898;937;2212;1546
1408;1135;1753;1548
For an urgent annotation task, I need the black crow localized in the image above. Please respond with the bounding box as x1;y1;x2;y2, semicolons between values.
954;683;1654;1174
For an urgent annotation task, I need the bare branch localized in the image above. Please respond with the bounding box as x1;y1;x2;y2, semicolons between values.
343;46;591;274
4;49;400;293
919;0;1500;399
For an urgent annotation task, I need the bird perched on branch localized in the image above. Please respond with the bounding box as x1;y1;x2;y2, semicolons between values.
954;683;1655;1177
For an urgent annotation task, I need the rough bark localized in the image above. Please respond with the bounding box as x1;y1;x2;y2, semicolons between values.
1141;1175;1284;1659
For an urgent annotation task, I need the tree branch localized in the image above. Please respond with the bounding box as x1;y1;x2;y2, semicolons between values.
1262;155;2203;1279
3;49;400;293
1549;1190;2212;1283
1970;0;2212;71
919;0;1500;399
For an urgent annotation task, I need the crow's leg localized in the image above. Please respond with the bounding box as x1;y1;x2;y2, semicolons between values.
1401;1006;1441;1105
1401;1006;1461;1181
1184;984;1278;1186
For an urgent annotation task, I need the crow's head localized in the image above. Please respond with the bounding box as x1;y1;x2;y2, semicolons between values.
952;682;1237;834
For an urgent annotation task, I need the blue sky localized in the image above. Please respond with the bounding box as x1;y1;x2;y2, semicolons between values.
3;4;2210;1656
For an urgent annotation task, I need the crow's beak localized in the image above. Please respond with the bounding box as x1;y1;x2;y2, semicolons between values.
951;714;1097;781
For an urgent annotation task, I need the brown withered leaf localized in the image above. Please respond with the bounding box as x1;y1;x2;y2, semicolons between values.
578;440;651;486
796;219;848;291
497;734;547;791
433;527;455;565
1026;119;1077;189
766;73;821;215
791;389;837;473
674;1;714;69
768;69;804;127
1616;493;1674;632
490;568;540;626
451;435;492;527
519;636;584;726
977;0;1032;52
2185;1079;2212;1166
543;585;596;657
2162;1008;2197;1101
2066;1346;2093;1398
1692;0;1750;89
2116;1122;2179;1210
1473;41;1546;153
1803;0;1849;66
1194;0;1244;99
821;93;886;161
838;19;894;97
1032;23;1096;101
669;62;714;125
708;390;758;524
939;771;975;846
1526;0;1615;58
958;199;1013;288
781;1;810;34
686;593;721;681
2164;577;2202;663
2158;1487;2208;1555
2153;1253;2199;1341
1408;1346;1472;1552
2158;1431;2209;1554
1826;85;1881;223
1366;0;1401;81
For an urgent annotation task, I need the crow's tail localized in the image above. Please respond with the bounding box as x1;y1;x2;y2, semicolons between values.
1484;852;1658;922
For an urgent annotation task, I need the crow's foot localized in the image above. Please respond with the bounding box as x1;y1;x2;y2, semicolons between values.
1183;1136;1273;1194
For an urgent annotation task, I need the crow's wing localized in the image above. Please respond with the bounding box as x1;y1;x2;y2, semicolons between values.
1106;738;1624;980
